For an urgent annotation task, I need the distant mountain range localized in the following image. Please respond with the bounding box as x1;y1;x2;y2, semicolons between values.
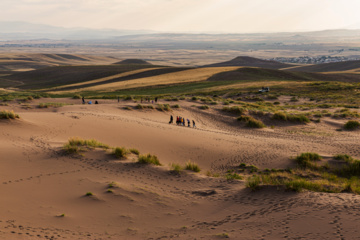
1;21;360;44
0;21;155;40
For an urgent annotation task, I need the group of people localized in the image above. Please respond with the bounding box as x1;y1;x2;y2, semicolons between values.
82;97;98;104
169;115;196;128
141;97;158;104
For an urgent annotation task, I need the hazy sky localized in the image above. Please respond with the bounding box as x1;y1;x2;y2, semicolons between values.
1;0;360;33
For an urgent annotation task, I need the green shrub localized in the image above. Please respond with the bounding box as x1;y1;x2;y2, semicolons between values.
246;118;266;128
191;96;198;101
334;154;353;162
246;175;261;191
185;161;201;172
156;104;171;111
344;120;360;130
223;106;246;115
225;172;244;180
129;148;140;155
170;163;183;174
63;137;109;154
39;102;68;108
199;105;209;110
272;112;287;121
0;110;20;119
272;112;310;123
85;192;93;196
73;94;82;99
237;115;252;122
172;104;180;109
138;154;161;166
135;104;144;109
295;152;322;168
113;147;129;159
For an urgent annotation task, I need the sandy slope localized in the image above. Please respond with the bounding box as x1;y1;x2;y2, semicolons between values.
1;98;360;239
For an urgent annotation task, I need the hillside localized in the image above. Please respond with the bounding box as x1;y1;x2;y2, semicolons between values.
207;67;360;83
0;53;119;74
202;56;295;69
8;64;160;89
290;60;360;73
113;59;152;65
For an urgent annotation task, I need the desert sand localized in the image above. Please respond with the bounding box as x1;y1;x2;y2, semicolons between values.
1;98;360;239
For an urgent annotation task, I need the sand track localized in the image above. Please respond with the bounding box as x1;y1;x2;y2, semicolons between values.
1;99;360;239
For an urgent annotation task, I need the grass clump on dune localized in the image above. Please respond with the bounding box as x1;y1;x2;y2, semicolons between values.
237;115;266;128
199;105;209;110
295;152;322;169
0;110;20;119
156;104;171;111
113;147;129;159
185;161;201;172
39;102;69;108
344;120;360;130
222;106;247;115
63;137;109;154
138;154;161;166
272;112;310;123
129;148;140;155
246;175;261;191
170;163;183;175
243;153;360;194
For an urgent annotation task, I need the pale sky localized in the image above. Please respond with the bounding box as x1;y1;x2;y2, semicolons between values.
1;0;360;33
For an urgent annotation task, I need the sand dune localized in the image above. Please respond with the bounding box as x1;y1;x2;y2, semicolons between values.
1;98;360;239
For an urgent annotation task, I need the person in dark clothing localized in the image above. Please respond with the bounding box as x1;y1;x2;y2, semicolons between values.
187;119;190;127
169;115;173;124
95;100;98;104
82;96;85;104
192;120;196;128
155;97;158;103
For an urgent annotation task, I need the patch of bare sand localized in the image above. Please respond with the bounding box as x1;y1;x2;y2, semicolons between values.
1;99;360;239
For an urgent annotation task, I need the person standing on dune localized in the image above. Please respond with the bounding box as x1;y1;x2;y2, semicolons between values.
169;115;173;124
192;120;196;128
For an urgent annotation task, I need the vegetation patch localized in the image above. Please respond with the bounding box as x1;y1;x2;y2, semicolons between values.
272;112;310;123
113;147;129;159
243;153;360;194
222;106;247;115
344;120;360;130
237;115;266;128
138;154;161;166
199;105;209;110
63;137;109;154
170;163;183;175
39;102;69;108
185;161;201;172
0;110;20;119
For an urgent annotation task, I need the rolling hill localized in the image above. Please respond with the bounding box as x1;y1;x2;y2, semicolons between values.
0;53;119;74
207;67;360;83
202;56;295;69
113;59;152;65
8;64;161;89
289;60;360;73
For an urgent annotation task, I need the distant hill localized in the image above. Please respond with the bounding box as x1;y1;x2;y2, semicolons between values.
207;67;360;83
8;64;158;89
289;60;360;72
114;59;152;65
0;53;118;73
202;56;294;69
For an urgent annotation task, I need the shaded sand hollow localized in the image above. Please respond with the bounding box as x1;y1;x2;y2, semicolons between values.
1;98;360;239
